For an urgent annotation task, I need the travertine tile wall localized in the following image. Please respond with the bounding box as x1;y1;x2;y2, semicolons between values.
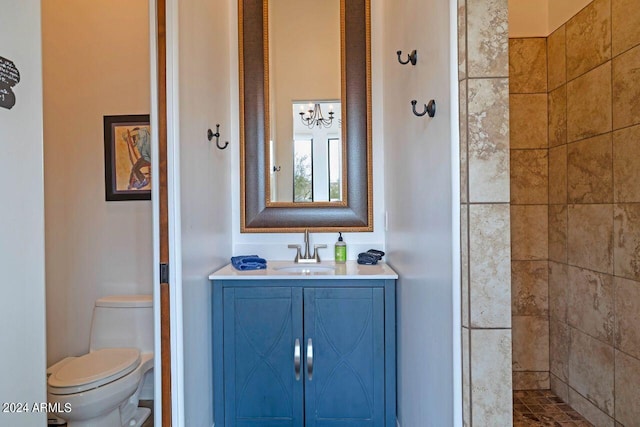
544;0;640;425
509;38;550;391
459;0;513;425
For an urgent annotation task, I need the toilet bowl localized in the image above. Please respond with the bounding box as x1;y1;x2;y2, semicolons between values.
47;295;154;427
48;350;153;427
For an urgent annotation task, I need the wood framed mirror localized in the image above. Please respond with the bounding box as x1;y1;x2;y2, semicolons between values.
239;0;372;232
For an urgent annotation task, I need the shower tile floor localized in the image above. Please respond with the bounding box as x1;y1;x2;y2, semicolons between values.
513;390;593;426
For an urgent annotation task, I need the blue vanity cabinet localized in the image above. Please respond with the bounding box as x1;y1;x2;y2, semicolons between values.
221;287;304;427
213;278;396;427
303;287;385;427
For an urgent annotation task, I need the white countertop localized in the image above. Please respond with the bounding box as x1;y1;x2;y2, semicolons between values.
209;260;398;280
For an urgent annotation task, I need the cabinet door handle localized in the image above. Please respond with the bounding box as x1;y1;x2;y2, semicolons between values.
294;338;301;381
307;338;313;381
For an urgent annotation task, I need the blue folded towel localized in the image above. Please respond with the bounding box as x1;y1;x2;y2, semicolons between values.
231;255;267;271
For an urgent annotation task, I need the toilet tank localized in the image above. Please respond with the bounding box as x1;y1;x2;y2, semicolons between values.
89;295;153;353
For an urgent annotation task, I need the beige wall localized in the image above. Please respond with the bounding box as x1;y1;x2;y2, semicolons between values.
459;0;513;425
508;0;549;37
509;0;594;37
548;0;594;34
545;0;640;425
42;0;152;365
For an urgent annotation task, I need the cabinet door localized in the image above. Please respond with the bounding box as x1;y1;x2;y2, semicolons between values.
303;288;385;427
223;287;304;427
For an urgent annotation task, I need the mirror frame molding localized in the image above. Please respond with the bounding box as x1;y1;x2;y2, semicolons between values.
239;0;372;233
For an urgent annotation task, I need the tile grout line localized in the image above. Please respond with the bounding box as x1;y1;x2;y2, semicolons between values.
545;30;552;399
463;1;472;424
609;0;616;420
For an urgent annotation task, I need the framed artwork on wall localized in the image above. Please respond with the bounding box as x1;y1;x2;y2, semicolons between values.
103;114;151;201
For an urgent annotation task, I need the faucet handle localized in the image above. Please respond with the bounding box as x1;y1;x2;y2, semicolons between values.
313;244;327;262
288;244;302;262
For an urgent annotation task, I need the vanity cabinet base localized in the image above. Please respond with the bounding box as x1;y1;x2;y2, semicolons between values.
212;279;396;427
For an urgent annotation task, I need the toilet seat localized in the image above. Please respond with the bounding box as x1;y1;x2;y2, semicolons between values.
48;348;141;395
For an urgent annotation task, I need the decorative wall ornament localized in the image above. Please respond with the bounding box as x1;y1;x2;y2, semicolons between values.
0;55;20;110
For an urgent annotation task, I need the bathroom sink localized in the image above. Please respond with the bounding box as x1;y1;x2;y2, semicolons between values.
274;265;336;274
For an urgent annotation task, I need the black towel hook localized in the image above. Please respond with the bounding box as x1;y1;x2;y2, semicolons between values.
397;50;417;66
207;124;229;150
411;99;436;118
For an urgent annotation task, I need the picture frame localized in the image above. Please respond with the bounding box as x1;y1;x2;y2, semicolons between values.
103;114;151;201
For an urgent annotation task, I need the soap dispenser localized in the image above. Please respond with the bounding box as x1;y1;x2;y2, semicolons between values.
335;232;347;263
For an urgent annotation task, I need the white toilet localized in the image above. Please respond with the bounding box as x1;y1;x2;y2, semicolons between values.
47;295;154;427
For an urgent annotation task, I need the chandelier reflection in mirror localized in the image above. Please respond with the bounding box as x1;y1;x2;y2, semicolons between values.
299;103;335;128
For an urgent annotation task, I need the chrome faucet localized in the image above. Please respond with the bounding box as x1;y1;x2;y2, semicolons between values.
288;229;327;263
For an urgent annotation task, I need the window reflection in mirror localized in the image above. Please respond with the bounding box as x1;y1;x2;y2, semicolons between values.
272;101;342;203
328;137;342;201
293;138;313;202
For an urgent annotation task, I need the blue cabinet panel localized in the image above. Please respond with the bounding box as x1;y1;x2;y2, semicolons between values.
223;287;304;427
213;279;396;427
303;288;384;427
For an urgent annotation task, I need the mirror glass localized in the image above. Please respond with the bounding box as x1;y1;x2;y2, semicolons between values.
239;0;371;232
267;0;343;203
